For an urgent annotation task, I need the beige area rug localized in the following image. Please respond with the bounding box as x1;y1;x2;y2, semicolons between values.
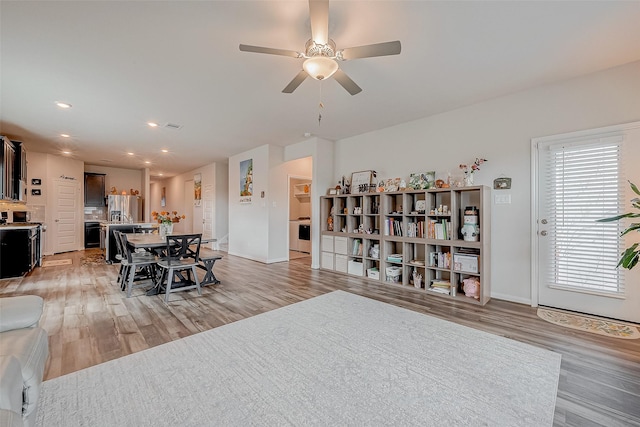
537;307;640;339
41;259;72;267
36;291;561;426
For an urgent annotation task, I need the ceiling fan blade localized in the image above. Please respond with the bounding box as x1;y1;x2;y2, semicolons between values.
333;69;362;95
239;44;301;58
309;0;329;45
339;41;402;60
282;70;308;93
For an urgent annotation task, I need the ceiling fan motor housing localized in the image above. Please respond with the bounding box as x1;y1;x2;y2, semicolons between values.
305;39;336;58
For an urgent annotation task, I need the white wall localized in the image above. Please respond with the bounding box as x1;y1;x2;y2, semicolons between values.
334;60;640;304
229;145;270;262
214;162;229;244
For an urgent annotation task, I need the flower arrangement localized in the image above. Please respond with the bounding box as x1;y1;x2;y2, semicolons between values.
152;210;185;225
459;158;488;176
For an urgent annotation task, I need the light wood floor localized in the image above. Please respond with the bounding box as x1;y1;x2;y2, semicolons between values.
2;249;639;426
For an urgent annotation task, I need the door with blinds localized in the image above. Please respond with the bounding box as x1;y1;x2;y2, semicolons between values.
533;123;640;323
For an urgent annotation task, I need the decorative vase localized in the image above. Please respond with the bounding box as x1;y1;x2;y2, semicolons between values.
160;222;173;237
464;173;474;187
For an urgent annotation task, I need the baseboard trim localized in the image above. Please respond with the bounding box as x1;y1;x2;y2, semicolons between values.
490;292;532;306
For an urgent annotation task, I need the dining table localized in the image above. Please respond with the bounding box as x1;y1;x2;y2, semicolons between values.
124;233;221;294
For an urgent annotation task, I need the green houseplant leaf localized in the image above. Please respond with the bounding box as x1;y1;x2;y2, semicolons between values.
597;181;640;270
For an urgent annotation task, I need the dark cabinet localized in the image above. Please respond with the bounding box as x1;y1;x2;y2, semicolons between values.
13;140;27;202
85;221;101;248
0;229;30;278
84;173;106;206
1;136;16;201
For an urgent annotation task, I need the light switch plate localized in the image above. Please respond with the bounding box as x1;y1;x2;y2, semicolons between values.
494;194;511;204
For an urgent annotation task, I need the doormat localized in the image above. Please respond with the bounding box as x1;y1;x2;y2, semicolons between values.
537;307;640;339
42;259;72;267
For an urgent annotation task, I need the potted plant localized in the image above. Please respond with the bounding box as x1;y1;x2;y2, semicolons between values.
597;181;640;270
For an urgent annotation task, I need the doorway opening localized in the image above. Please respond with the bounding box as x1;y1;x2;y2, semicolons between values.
288;175;312;262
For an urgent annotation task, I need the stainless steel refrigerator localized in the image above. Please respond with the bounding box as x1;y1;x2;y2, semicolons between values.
107;195;143;223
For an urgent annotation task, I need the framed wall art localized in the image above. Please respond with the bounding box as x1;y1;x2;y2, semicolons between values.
194;173;202;206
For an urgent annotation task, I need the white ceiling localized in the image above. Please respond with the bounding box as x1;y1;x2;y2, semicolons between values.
2;1;640;178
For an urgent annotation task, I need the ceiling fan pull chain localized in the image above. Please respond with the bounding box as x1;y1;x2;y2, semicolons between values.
318;83;324;126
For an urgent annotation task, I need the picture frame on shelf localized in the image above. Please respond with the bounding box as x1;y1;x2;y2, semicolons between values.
350;170;375;194
384;178;401;192
408;172;435;189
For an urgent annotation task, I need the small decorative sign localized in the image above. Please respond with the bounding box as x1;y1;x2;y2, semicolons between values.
31;178;41;186
493;177;512;190
31;189;42;196
351;170;376;194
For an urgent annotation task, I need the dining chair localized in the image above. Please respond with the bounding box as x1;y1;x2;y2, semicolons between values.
118;232;158;298
134;226;158;234
112;230;127;290
156;234;202;302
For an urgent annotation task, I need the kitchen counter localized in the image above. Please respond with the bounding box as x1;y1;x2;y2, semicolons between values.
0;223;41;229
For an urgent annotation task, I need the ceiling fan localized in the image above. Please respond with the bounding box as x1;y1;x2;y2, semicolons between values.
239;0;401;96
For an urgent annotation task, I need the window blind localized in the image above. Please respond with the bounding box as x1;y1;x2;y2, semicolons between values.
545;138;625;294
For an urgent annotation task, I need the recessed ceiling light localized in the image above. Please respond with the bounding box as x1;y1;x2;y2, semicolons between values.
62;151;71;155
161;149;169;153
127;152;134;156
159;173;164;176
147;122;158;127
60;134;70;138
56;102;72;109
144;161;151;164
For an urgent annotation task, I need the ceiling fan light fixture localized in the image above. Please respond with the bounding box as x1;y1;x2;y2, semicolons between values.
303;56;338;81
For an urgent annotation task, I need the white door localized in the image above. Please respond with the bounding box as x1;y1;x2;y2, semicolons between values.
532;122;640;322
53;179;80;254
202;184;213;240
182;180;194;233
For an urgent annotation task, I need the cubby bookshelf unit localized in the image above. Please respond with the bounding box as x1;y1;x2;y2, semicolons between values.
320;186;491;305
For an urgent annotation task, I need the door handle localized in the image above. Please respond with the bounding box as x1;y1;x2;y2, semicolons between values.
540;230;548;236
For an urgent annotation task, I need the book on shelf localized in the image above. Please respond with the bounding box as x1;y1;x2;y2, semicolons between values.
352;239;363;256
429;251;451;269
406;221;425;238
385;218;403;237
428;219;450;240
387;254;403;263
429;279;451;294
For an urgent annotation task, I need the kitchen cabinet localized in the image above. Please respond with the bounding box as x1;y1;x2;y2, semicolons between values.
1;136;16;200
13;140;27;202
85;221;101;248
84;172;106;206
0;227;38;279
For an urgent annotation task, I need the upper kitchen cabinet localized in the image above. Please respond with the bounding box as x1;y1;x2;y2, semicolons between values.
84;172;106;206
1;136;16;201
12;140;27;202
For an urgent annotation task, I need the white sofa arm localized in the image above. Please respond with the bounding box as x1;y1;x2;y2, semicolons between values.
0;296;44;333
